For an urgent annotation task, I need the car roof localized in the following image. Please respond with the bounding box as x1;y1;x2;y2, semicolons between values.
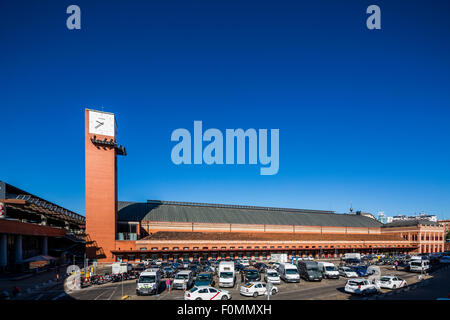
193;285;214;289
243;281;263;286
177;270;191;274
348;278;367;283
266;269;278;272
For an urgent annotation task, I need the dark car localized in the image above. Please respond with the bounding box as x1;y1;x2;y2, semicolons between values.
298;261;322;281
162;266;175;278
350;266;368;277
234;263;245;272
202;265;213;273
134;263;146;274
194;272;215;287
241;268;261;282
254;263;269;273
189;265;201;276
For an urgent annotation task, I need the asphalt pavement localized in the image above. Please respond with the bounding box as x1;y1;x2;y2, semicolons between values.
66;264;435;300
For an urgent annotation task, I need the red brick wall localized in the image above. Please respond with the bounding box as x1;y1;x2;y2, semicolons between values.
0;219;66;237
85;109;117;262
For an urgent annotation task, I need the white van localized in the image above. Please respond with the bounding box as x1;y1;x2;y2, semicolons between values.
278;263;300;283
173;270;194;290
112;262;129;274
218;261;236;288
136;269;161;295
317;262;339;279
409;259;430;273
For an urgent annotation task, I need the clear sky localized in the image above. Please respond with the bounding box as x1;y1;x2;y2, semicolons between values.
1;0;450;219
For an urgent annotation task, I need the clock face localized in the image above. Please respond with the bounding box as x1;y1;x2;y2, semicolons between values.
88;110;115;137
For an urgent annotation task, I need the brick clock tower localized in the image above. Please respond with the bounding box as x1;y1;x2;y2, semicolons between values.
85;109;126;262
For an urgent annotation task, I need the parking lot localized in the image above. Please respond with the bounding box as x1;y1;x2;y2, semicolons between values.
67;261;441;301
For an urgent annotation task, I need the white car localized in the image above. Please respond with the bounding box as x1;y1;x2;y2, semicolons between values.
375;276;407;289
344;279;379;295
264;269;281;284
184;286;231;300
241;259;250;267
239;282;278;298
339;267;359;278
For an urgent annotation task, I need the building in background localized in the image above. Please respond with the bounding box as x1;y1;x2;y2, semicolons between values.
387;214;437;223
84;109;446;264
378;212;387;224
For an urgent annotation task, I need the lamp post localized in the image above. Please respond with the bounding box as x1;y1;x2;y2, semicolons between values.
267;282;272;301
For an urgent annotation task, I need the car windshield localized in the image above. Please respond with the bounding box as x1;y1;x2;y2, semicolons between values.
342;268;352;272
267;272;278;277
220;272;233;278
348;281;363;286
139;275;156;283
325;266;337;271
307;266;319;271
197;275;210;281
246;270;258;276
380;277;391;281
286;269;298;275
175;274;189;280
189;287;198;293
411;262;422;266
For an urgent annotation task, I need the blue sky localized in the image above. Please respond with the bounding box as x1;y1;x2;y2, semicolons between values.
1;0;450;219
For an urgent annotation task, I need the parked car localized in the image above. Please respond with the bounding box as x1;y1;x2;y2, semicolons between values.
278;263;300;283
375;276;407;289
136;269;162;296
350;265;369;277
189;265;201;276
338;266;359;278
241;259;250;267
185;286;231;300
297;261;322;281
239;282;278;297
317;262;339;279
344;278;379;295
134;263;146;273
194;272;215;287
241;268;261;283
439;256;450;264
162;266;175;278
254;263;269;273
234;263;245;272
172;270;194;290
264;269;281;284
409;258;430;273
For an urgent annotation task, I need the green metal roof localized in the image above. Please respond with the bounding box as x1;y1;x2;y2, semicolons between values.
118;200;382;228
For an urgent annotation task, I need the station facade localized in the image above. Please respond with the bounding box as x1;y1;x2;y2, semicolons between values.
84;109;446;263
